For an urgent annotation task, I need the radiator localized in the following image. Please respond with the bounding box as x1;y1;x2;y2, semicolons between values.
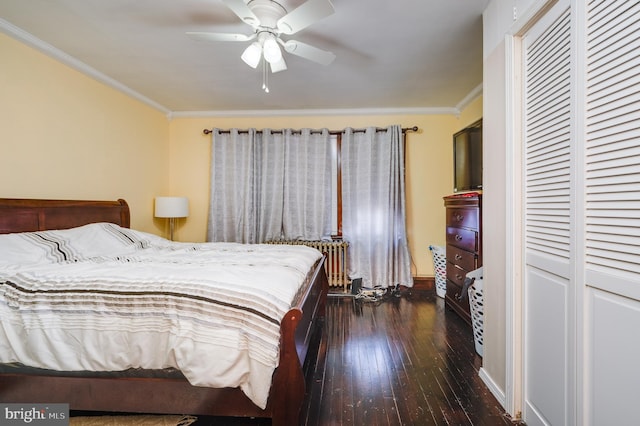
265;240;350;290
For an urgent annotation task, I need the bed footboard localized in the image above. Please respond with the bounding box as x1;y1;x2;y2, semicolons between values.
268;256;328;425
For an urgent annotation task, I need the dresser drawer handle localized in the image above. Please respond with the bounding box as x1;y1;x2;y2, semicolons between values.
456;274;463;281
455;234;462;241
455;254;462;260
455;214;464;221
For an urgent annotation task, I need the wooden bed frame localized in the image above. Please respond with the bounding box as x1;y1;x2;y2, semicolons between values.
0;198;328;425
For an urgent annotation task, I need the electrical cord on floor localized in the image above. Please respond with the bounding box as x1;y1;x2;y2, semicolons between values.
354;285;402;303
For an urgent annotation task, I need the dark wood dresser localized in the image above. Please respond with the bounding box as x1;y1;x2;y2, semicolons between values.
443;193;482;324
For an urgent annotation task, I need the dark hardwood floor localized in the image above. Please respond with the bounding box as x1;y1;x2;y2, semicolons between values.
195;289;519;426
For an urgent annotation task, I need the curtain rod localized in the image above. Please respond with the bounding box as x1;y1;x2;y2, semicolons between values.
202;126;418;135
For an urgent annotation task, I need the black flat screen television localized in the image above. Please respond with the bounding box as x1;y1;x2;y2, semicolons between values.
453;119;483;193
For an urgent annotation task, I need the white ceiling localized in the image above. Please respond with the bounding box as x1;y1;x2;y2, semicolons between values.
0;0;488;115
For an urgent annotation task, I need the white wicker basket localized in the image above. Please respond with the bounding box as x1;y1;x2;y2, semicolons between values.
429;245;447;298
467;271;484;357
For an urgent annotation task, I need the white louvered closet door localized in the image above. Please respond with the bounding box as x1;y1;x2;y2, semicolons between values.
522;2;573;425
585;0;640;424
518;0;640;424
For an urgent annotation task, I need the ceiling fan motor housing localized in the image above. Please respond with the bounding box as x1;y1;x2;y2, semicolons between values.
246;0;288;31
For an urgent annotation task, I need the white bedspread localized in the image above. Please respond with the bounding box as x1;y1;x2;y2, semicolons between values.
0;223;322;409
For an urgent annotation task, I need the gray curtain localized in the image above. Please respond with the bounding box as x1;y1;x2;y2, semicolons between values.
341;125;413;288
207;128;331;243
282;128;333;240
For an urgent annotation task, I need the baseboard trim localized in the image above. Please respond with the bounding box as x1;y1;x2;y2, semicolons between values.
412;276;435;291
479;367;506;409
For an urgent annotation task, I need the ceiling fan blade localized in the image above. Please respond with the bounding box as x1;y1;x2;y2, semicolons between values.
270;57;288;73
186;31;256;42
221;0;260;27
283;40;336;66
277;0;335;35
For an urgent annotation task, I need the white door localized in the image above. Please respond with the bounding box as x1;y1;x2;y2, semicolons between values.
517;1;640;425
521;2;573;425
583;1;640;424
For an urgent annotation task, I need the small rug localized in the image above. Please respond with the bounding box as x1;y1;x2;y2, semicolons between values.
69;415;197;426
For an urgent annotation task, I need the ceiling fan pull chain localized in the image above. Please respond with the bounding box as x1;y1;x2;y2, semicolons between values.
262;59;270;93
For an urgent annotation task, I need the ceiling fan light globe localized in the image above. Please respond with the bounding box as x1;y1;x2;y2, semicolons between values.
241;42;262;68
262;37;282;64
270;57;288;73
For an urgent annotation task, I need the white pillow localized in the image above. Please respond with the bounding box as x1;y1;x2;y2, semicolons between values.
0;222;156;267
0;231;54;266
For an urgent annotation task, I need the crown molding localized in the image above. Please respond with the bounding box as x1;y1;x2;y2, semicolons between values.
455;83;483;113
169;106;460;119
169;87;483;119
0;18;171;116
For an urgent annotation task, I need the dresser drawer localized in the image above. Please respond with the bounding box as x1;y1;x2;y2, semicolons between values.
446;207;478;229
446;262;468;288
447;281;469;304
445;279;471;316
446;244;477;272
446;226;478;252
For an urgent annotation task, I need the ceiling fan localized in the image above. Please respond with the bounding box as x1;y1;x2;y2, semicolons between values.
187;0;336;76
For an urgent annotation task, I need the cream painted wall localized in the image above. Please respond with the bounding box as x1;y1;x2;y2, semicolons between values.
458;97;483;131
169;103;482;277
0;34;169;233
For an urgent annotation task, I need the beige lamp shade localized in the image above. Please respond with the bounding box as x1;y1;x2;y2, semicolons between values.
155;197;189;218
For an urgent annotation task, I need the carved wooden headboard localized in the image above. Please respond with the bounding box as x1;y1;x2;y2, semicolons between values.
0;198;130;234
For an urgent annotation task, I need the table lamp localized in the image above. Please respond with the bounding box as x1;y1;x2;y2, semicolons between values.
154;196;189;241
